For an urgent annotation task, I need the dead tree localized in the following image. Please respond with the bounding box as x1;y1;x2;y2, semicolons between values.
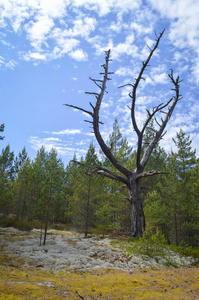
64;30;182;237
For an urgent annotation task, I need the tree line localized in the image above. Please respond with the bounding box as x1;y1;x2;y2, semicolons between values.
0;118;198;247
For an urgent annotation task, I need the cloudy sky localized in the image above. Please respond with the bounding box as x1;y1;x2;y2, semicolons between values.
0;0;198;164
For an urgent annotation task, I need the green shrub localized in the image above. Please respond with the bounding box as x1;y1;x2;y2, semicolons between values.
0;218;34;231
118;228;168;258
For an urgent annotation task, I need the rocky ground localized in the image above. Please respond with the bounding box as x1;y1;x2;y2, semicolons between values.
0;227;199;299
0;227;197;273
0;226;198;273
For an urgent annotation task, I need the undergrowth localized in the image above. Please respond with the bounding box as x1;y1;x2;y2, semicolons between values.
0;217;71;232
0;218;36;231
112;228;199;267
1;218;198;265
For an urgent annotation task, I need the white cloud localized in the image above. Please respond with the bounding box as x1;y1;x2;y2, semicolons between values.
130;22;152;35
29;136;60;152
110;37;138;60
69;49;88;61
115;67;134;77
101;99;113;109
0;0;198;160
28;135;87;159
141;65;169;86
50;38;80;59
148;0;199;82
0;1;95;63
0;0;151;65
68;16;97;37
0;56;17;69
29;52;46;60
72;0;140;16
5;60;18;70
45;129;82;135
153;73;168;84
25;16;54;50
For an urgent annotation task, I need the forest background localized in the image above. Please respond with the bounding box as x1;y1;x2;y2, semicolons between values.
0;118;198;248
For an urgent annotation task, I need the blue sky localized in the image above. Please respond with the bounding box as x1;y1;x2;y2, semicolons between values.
0;0;199;164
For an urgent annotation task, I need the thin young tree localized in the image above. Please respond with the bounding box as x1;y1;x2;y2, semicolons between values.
65;30;182;237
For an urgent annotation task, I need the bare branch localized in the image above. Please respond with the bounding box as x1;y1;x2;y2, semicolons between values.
89;50;131;178
89;77;103;83
63;104;93;117
159;130;167;140
160;110;167;114
140;70;181;170
130;29;165;170
89;102;95;110
147;44;152;51
85;92;99;96
135;170;169;180
146;109;151;117
89;77;103;89
148;127;158;134
84;120;93;124
70;159;128;185
118;83;134;89
65;51;131;178
154;117;161;127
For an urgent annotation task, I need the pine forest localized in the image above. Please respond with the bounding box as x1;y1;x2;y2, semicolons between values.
0;119;198;248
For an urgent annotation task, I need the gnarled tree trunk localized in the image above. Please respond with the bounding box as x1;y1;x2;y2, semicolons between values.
129;177;145;237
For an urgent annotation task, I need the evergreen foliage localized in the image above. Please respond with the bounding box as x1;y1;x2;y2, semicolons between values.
172;129;196;179
0;123;5;140
0;126;198;247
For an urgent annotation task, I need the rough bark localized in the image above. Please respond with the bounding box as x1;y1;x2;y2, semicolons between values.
65;30;181;237
128;178;145;237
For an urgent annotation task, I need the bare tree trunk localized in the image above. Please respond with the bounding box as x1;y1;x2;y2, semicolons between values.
43;206;49;246
43;175;52;246
173;193;179;246
85;177;91;237
129;178;145;237
39;220;43;246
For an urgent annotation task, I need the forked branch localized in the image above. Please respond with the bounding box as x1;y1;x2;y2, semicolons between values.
71;160;128;185
140;69;181;170
131;29;165;139
65;30;181;187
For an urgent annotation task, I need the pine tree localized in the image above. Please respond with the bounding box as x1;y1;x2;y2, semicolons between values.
0;123;5;140
64;153;80;224
14;147;29;175
15;158;33;220
71;142;102;236
39;148;65;245
182;163;199;246
172;129;196;179
170;130;197;244
100;120;132;232
14;147;31;219
0;145;15;216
